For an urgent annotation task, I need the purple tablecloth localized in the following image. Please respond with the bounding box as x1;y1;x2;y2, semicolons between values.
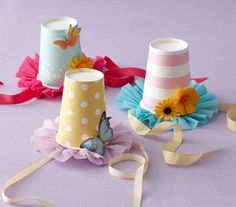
1;0;236;206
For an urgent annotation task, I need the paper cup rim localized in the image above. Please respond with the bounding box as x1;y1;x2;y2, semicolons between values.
65;68;104;83
149;38;188;55
139;101;155;114
55;135;82;150
41;16;78;32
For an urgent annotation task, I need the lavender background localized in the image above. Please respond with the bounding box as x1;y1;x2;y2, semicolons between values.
1;0;236;206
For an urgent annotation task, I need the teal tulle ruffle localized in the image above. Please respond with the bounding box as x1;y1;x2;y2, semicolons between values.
117;79;218;130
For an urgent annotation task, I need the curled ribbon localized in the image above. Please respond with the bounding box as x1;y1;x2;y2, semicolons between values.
102;56;208;87
0;88;37;104
109;141;149;207
2;156;53;206
2;107;236;207
219;103;236;132
108;103;236;206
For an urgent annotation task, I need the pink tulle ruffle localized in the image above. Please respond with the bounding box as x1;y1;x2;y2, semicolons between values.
31;117;133;165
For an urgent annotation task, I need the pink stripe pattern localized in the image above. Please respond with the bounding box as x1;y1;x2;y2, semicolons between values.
140;94;161;112
148;51;189;67
145;72;190;89
141;39;191;113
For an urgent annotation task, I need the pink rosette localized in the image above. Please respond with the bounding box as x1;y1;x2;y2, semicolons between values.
31;117;133;165
16;53;63;98
15;54;106;99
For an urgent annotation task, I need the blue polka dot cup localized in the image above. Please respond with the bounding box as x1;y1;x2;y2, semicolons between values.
56;68;106;149
37;16;82;89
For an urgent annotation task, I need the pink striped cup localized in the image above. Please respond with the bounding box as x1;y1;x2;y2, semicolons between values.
140;38;191;113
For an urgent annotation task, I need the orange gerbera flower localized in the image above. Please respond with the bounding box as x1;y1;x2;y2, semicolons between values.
175;87;200;115
70;54;93;69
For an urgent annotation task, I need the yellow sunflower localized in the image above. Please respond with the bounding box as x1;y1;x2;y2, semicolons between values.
154;97;180;120
70;54;93;69
175;87;200;115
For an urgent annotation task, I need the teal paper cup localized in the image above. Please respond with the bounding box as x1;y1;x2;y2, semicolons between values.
37;16;82;89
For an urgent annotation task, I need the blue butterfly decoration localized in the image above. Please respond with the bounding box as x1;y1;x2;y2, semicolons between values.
80;111;113;156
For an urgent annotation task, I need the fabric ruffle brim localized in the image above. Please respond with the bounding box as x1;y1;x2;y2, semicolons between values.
31;117;133;165
117;79;218;130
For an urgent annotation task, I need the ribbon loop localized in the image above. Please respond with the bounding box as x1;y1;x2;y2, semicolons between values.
219;103;236;132
2;103;236;207
2;156;53;207
128;110;218;166
104;56;146;87
109;141;149;207
109;153;146;179
227;108;236;132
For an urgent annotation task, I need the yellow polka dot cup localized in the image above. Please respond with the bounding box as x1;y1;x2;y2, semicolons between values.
56;68;106;149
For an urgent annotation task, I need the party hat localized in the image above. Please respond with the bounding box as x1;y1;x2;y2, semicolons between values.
140;38;191;113
56;68;106;149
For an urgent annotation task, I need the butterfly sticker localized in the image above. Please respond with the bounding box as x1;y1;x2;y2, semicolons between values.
80;112;113;156
53;24;81;49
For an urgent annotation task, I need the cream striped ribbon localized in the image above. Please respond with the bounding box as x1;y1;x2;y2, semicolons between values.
109;103;236;207
2;103;236;207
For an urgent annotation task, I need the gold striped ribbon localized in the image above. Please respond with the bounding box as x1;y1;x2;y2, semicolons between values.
108;103;236;207
2;103;236;207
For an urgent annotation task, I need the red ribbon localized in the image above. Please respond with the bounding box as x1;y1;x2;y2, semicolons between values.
103;56;207;87
104;56;146;87
0;55;208;104
0;88;37;104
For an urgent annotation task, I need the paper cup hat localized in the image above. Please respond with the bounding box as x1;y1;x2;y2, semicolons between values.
117;38;218;130
37;16;82;89
56;68;106;149
140;38;190;113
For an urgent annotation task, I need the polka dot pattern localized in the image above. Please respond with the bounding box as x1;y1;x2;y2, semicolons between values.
66;124;72;132
95;108;101;116
57;70;106;149
68;91;74;98
80;101;88;108
94;92;100;99
81;134;89;140
67;108;73;116
81;84;88;90
64;140;71;146
81;117;89;125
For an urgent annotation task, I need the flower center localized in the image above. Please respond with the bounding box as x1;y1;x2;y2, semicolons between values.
181;96;188;103
163;107;172;114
